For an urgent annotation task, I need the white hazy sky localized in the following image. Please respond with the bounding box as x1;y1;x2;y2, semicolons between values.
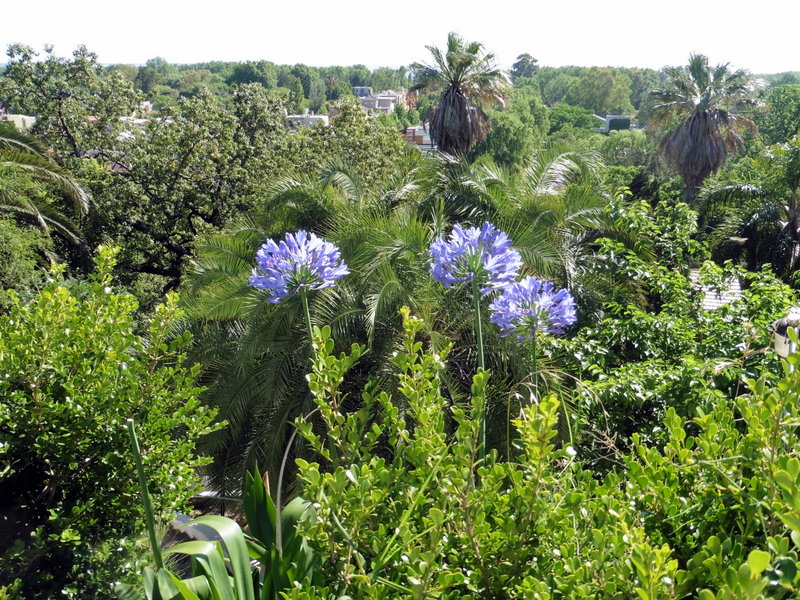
2;0;797;74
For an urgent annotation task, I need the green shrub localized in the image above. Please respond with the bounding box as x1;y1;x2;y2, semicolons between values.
282;309;800;598
570;202;794;460
121;308;800;598
290;312;683;598
0;247;219;599
0;216;49;310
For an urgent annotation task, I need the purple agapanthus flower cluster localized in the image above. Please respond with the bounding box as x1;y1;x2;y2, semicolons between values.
430;222;522;294
489;276;577;340
249;230;349;303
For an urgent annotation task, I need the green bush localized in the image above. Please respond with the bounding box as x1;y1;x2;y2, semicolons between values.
0;217;49;311
0;247;219;599
289;313;683;598
571;253;793;459
122;309;800;598
288;309;800;598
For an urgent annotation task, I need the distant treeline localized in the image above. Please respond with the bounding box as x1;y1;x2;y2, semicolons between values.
100;58;412;114
3;49;798;123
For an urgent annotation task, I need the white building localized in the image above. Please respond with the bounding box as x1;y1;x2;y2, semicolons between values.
360;93;398;114
0;113;37;130
285;114;330;130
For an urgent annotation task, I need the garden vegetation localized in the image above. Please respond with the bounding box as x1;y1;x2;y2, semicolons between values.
2;36;800;599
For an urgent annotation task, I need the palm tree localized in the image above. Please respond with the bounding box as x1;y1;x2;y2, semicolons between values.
181;158;433;495
410;33;509;156
700;137;800;279
182;147;633;492
0;125;90;244
649;54;756;204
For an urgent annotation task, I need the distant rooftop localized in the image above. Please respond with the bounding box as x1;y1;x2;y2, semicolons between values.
689;269;742;311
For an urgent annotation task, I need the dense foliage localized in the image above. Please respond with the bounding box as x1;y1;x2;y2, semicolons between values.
3;38;800;599
0;249;219;599
285;314;800;598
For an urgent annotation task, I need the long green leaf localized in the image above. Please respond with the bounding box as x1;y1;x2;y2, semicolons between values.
243;469;277;550
166;540;237;600
115;582;147;600
187;516;256;600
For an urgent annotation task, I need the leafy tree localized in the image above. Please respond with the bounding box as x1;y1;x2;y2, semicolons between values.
548;103;599;134
369;66;411;90
84;86;290;300
539;70;578;106
0;44;140;158
410;32;509;155
282;73;306;113
106;64;138;84
756;83;800;144
624;67;661;110
599;129;654;167
506;83;550;137
564;67;634;115
226;60;278;88
298;97;409;187
133;65;159;94
290;64;315;98
324;75;353;101
649;54;757;203
174;68;214;98
510;52;539;80
144;56;174;78
471;108;537;168
0;248;219;599
308;78;327;112
347;64;371;87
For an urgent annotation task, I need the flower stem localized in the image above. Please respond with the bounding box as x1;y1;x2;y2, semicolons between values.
472;280;486;372
472;279;486;463
127;418;163;570
300;287;314;351
530;333;538;402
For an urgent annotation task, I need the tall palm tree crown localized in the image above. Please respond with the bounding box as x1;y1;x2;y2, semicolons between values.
649;54;756;203
410;33;509;156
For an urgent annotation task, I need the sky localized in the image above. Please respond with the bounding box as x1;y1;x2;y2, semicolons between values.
2;0;798;74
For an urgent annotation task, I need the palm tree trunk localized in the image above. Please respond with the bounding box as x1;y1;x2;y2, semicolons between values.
684;183;701;205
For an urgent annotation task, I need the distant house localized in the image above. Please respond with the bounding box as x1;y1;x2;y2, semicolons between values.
285;114;329;130
117;116;150;140
353;89;409;115
594;115;632;134
115;115;173;141
360;93;399;114
689;269;742;311
352;86;373;98
0;113;37;130
403;125;436;152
